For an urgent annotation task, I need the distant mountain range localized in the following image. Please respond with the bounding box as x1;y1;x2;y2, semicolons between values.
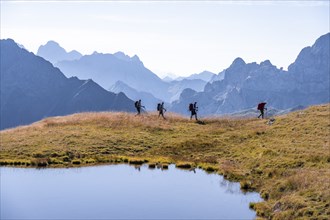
37;42;212;103
171;33;330;115
32;33;329;118
109;80;162;111
0;39;135;130
37;41;82;63
54;51;170;101
167;78;208;102
109;78;211;110
175;71;216;82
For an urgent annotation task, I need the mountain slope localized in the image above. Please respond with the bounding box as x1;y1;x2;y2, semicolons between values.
171;33;330;115
37;40;82;63
0;39;134;129
176;70;216;81
167;78;208;102
109;81;162;111
39;42;214;103
55;52;170;101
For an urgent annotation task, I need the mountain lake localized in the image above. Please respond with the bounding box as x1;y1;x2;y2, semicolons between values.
1;164;262;219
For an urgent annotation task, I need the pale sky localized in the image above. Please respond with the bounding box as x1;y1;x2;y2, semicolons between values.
1;1;329;77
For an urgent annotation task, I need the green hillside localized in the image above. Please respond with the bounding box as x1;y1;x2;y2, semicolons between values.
1;104;329;219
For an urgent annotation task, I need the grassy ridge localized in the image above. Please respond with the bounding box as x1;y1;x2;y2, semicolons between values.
1;104;329;219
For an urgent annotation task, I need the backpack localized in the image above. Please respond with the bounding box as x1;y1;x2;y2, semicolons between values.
257;102;266;110
157;103;161;111
135;101;139;108
189;103;194;111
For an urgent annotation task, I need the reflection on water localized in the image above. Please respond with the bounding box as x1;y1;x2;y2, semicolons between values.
219;178;242;194
1;164;262;219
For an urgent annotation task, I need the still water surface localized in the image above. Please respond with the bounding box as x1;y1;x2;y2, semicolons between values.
1;164;262;219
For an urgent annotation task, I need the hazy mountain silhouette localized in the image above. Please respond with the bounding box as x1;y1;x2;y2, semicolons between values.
109;78;208;105
171;33;330;115
37;40;82;64
176;71;216;82
162;76;175;82
109;81;163;110
167;79;208;102
39;42;214;103
55;51;170;101
35;33;329;115
1;39;134;130
210;70;225;82
165;71;215;102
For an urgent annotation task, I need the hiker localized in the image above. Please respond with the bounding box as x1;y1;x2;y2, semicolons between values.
257;102;267;119
135;99;145;115
157;102;166;119
189;102;198;120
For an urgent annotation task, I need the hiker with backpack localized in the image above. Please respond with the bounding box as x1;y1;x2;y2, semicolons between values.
157;102;166;119
189;102;198;120
257;102;267;119
135;99;145;115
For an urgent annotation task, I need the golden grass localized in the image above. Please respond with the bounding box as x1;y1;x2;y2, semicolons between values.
1;104;330;219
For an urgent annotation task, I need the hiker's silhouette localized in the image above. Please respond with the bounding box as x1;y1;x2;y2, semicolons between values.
257;102;267;119
157;102;166;119
135;99;145;115
189;102;198;120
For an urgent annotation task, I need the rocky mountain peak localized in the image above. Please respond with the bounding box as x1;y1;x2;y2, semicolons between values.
230;57;246;68
260;60;272;67
37;41;82;64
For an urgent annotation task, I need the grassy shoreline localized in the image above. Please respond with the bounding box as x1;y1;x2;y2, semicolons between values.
1;104;329;219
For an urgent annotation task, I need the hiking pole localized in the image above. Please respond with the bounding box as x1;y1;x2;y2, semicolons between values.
142;106;148;115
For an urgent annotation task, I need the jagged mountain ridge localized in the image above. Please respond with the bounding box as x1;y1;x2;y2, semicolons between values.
109;81;162;111
37;40;82;63
55;51;171;101
37;42;212;103
1;39;135;130
175;71;216;82
109;78;207;110
167;78;208;102
171;33;330;115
